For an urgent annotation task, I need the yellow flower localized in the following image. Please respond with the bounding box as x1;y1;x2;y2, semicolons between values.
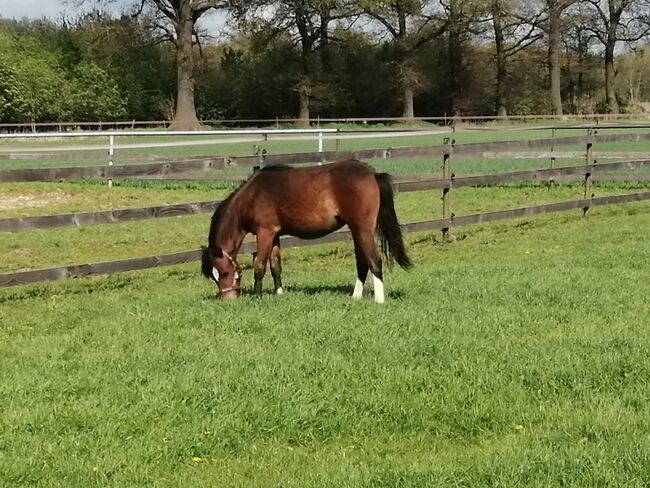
192;457;205;463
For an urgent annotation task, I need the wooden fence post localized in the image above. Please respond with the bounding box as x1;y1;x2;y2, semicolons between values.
442;137;454;242
550;127;557;169
107;134;114;188
583;131;594;216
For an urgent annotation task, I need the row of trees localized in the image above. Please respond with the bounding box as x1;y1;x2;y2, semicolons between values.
2;0;650;128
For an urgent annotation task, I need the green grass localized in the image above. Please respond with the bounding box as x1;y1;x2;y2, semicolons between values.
0;180;236;218
1;127;649;485
1;203;649;487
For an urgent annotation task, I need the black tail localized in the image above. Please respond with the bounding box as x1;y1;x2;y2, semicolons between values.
375;172;412;269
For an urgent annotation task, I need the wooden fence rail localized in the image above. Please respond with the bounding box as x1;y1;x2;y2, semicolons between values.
2;191;649;288
0;200;222;232
2;159;650;233
4;131;650;183
0;159;645;232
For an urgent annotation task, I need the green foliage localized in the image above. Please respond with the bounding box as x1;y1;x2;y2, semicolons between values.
65;12;173;120
0;28;72;122
0;19;168;122
197;40;301;119
68;61;127;120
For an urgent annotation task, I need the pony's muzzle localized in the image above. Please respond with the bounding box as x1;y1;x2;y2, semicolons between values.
219;290;239;300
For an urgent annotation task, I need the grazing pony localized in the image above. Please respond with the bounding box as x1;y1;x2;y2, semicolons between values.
201;160;411;303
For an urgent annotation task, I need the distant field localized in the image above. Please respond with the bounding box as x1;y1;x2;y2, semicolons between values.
3;124;650;171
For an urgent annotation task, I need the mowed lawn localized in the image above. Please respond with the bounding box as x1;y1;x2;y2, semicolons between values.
1;202;649;487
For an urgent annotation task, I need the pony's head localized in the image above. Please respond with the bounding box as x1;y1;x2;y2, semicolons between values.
201;246;242;300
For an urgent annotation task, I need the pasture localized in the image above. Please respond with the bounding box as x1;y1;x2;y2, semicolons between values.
2;206;650;486
1;124;650;486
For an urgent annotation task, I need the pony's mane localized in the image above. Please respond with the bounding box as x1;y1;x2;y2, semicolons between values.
207;182;245;246
259;164;291;172
207;166;291;245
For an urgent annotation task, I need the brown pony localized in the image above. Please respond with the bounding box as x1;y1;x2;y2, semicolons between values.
201;159;411;303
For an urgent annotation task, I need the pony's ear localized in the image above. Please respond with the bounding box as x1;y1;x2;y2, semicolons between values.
201;245;223;258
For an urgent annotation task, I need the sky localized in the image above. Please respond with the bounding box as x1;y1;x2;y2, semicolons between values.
0;0;227;36
0;0;125;20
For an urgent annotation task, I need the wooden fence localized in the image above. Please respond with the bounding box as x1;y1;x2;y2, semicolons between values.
4;131;650;183
1;191;649;288
1;161;649;287
2;159;650;233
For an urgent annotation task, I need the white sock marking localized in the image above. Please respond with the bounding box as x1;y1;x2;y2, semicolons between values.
372;273;385;304
276;287;284;295
352;278;364;299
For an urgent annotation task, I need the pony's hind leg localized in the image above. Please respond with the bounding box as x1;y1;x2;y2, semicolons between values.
352;229;384;304
270;237;283;294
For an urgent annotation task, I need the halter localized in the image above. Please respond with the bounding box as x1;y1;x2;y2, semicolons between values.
212;250;241;295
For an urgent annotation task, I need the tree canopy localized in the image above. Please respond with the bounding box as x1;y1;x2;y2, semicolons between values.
3;0;650;124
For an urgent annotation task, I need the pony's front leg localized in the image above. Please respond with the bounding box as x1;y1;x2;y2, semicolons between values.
270;237;283;294
253;232;274;296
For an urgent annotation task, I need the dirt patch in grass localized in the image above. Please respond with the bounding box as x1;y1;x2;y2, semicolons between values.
0;190;70;212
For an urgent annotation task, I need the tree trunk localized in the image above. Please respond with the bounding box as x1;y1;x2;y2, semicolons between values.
402;86;415;119
446;1;464;116
492;1;507;117
548;4;564;117
604;40;619;113
319;9;331;72
448;28;463;115
169;4;201;130
297;81;311;128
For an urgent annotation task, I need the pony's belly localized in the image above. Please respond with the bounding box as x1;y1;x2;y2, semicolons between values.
282;219;344;240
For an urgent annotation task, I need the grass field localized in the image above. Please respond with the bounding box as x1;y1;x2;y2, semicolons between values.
1;125;650;486
1;203;649;487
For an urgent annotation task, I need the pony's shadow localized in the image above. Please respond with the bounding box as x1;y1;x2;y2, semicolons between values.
289;284;405;299
203;285;404;300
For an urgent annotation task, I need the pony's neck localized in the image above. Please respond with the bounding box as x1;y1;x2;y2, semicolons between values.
216;201;246;257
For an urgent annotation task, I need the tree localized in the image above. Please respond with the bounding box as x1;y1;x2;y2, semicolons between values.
0;25;73;122
562;19;599;112
488;0;542;116
439;0;485;116
361;0;447;119
581;0;650;113
64;10;173;120
69;61;127;119
69;0;229;129
233;0;350;126
616;46;650;109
